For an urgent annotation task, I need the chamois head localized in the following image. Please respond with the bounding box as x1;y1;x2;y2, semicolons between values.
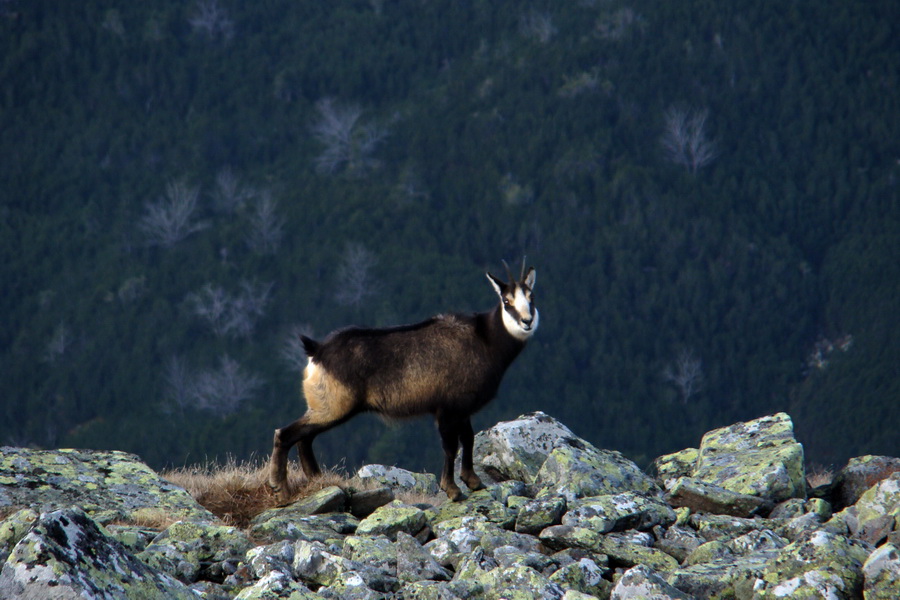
487;259;539;341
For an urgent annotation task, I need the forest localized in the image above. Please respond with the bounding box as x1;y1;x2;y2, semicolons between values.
2;0;898;475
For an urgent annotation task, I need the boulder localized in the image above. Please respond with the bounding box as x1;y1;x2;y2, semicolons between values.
666;477;773;517
829;470;900;545
355;465;440;497
474;411;583;483
356;500;427;540
562;492;676;533
536;441;661;501
0;507;196;599
693;413;806;503
611;564;694;600
862;542;900;600
139;519;252;583
0;447;215;524
833;455;900;509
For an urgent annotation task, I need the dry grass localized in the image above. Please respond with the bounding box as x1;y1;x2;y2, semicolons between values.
806;463;835;489
160;459;405;529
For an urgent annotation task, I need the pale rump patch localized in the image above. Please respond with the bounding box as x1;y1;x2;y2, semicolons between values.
303;360;356;423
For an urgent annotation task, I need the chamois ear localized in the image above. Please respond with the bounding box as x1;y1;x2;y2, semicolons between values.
523;267;536;290
486;272;506;298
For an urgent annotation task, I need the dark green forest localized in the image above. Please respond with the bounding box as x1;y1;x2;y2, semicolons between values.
2;0;898;475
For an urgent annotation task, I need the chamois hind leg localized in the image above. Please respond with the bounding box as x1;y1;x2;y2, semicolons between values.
436;415;464;502
458;417;484;492
268;414;329;505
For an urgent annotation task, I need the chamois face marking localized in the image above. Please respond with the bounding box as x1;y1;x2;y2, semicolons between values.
487;268;539;341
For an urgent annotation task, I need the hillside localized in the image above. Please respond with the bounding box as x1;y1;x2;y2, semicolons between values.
1;0;899;472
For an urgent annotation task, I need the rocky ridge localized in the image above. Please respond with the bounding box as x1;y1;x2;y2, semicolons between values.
1;412;898;599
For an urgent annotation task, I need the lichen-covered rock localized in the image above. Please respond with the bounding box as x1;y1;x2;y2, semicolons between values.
665;554;770;599
0;447;215;524
396;531;452;582
862;542;900;599
753;530;869;599
833;455;900;509
246;540;295;579
475;563;566;600
494;544;558;573
292;540;354;587
233;570;317;600
536;442;661;501
539;525;678;571
474;411;583;483
548;557;612;597
690;513;774;542
830;471;900;546
562;492;676;533
653;524;705;563
355;464;440;496
684;540;734;565
0;507;196;599
249;508;358;545
667;477;772;518
693;413;805;503
348;486;395;518
283;485;347;516
0;507;38;564
139;519;252;583
342;534;397;574
318;571;387;600
611;564;694;600
515;495;567;534
427;487;516;529
356;500;427;540
653;448;700;487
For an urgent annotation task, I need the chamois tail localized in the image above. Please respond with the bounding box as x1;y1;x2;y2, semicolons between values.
300;335;320;358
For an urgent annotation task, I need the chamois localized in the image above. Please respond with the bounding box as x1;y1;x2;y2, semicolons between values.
268;261;539;503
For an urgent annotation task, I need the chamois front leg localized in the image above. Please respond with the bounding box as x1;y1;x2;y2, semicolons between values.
436;415;464;502
268;416;318;505
459;417;484;492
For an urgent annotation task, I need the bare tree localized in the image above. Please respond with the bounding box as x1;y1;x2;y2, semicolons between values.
188;0;234;41
211;166;255;214
245;190;285;254
311;98;388;176
162;355;194;414
139;180;208;247
42;321;72;363
663;347;705;403
280;323;315;373
520;11;556;44
661;107;719;174
334;242;378;308
186;280;272;338
189;355;263;416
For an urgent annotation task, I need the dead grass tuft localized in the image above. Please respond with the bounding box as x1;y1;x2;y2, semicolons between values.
806;463;835;489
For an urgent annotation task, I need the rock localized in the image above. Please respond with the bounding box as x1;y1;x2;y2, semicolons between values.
348;486;395;518
427;487;516;529
515;495;567;534
693;413;806;503
395;531;452;582
249;508;357;545
233;570;317;600
536;441;661;501
539;525;678;571
833;455;900;509
0;507;196;599
246;540;295;579
355;464;440;496
494;544;558;573
666;477;773;517
562;492;676;533
862;542;900;600
284;485;347;515
474;411;583;483
0;447;216;524
611;564;694;599
665;554;770;599
830;471;900;545
653;524;705;563
548;557;612;597
356;500;427;540
139;519;252;583
753;530;869;599
342;534;397;574
0;507;38;564
652;448;700;487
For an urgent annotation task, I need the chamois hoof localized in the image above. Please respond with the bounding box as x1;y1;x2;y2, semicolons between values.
268;483;294;507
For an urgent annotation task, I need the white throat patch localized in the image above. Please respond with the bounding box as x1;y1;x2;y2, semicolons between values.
502;287;539;341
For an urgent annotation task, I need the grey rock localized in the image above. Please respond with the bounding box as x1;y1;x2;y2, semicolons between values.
355;465;440;496
349;486;395;518
833;455;900;509
562;492;676;533
356;500;427;540
516;495;567;534
0;447;215;524
0;507;196;600
611;564;694;599
693;413;806;504
862;542;900;600
666;476;772;517
395;531;452;582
